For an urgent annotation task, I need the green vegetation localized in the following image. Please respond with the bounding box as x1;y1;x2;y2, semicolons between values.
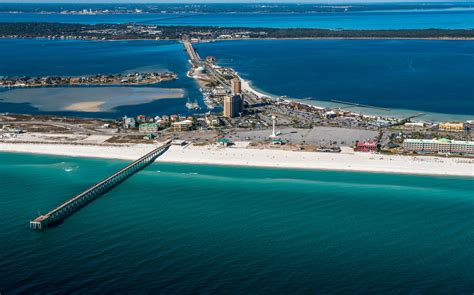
1;22;473;40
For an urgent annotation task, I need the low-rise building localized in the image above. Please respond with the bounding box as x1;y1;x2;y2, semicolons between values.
172;140;187;146
138;123;159;133
161;115;170;122
143;133;156;140
466;120;474;130
404;122;425;128
205;115;221;128
218;138;231;147
324;111;337;119
439;122;465;132
403;138;474;154
170;115;179;122
170;120;193;132
212;86;228;97
122;116;136;129
354;140;378;152
136;115;146;124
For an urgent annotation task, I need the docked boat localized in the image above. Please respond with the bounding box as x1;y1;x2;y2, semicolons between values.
185;98;200;110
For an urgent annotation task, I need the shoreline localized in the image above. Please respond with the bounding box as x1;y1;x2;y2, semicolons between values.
3;36;474;42
219;37;474;41
202;41;473;122
0;142;472;177
235;73;474;122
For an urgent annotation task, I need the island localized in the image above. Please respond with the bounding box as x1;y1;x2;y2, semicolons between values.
0;72;177;88
1;22;474;41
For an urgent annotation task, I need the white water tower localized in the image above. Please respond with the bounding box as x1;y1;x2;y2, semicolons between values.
270;114;277;138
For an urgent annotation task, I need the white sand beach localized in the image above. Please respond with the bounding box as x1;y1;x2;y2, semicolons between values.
238;76;269;99
64;101;105;112
1;142;472;177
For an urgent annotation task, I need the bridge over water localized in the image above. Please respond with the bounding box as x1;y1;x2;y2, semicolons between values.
30;142;171;230
183;39;202;67
182;39;231;90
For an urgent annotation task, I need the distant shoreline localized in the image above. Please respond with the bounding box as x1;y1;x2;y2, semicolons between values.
2;22;474;41
2;36;474;42
217;37;474;41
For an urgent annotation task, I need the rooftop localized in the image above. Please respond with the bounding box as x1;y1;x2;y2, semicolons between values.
404;138;474;146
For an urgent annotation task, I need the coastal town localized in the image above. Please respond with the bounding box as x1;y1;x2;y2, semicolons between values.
2;22;474;41
2;3;474;294
1;40;473;178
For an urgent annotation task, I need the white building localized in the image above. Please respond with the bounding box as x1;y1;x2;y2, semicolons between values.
123;116;136;129
403;138;474;154
404;122;425;128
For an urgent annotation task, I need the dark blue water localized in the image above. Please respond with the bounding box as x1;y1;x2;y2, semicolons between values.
1;9;474;29
196;39;474;116
2;38;474;117
0;39;202;118
0;152;473;293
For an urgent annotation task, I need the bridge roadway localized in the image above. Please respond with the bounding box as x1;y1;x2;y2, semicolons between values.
29;141;171;230
183;40;231;89
183;40;202;67
182;40;260;105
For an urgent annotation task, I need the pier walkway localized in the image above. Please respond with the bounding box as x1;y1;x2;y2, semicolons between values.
30;142;171;230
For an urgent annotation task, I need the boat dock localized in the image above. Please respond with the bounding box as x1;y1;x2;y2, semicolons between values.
29;142;171;230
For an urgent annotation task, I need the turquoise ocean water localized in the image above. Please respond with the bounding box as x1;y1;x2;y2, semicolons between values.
0;152;473;293
2;5;474;293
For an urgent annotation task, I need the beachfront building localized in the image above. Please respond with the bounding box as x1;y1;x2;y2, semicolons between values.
223;95;243;118
354;141;378;152
403;138;474;154
170;115;179;122
218;138;231;147
404;122;425;128
170;120;193;132
122;116;136;129
439;122;465;132
136;115;146;124
138;123;159;133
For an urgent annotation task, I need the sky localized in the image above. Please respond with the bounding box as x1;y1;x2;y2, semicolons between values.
1;0;471;3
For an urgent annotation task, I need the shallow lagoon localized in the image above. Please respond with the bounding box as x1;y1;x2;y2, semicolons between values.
0;87;184;112
0;39;202;117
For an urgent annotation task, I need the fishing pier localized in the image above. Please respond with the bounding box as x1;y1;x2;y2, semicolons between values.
30;142;171;230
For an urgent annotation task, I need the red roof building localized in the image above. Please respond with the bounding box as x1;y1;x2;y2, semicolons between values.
354;140;378;152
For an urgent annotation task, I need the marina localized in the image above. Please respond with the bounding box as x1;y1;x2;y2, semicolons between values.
185;98;200;110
